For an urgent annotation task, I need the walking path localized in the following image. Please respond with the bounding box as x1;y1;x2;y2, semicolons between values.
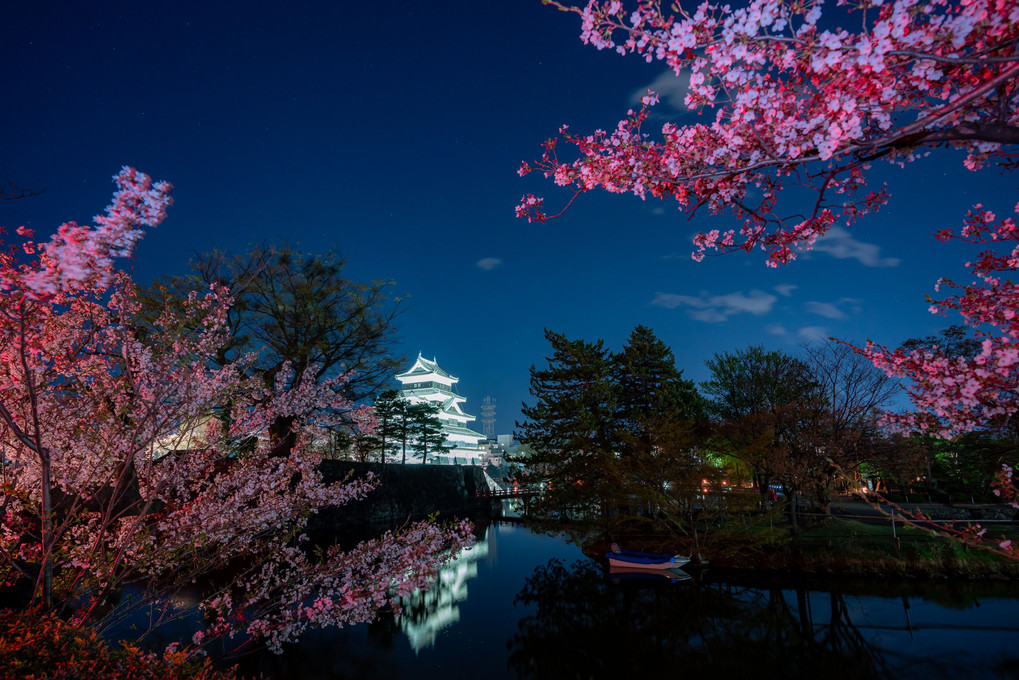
829;496;1015;523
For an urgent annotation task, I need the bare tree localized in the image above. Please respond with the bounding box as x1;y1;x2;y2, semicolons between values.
0;178;44;201
801;340;902;496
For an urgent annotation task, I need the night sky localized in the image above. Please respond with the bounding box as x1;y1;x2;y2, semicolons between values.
3;2;1015;436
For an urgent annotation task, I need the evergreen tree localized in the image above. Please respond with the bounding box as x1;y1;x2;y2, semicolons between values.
516;330;618;520
381;398;452;465
613;324;704;450
612;326;706;527
372;390;405;464
518;328;760;540
331;427;382;462
407;402;450;464
702;345;818;422
393;399;413;465
702;345;823;523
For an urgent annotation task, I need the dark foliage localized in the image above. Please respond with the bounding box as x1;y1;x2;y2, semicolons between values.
0;609;235;680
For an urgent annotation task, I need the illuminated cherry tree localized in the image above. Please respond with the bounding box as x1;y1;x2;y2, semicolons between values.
520;1;1017;428
520;0;1018;257
519;0;1019;552
0;168;473;653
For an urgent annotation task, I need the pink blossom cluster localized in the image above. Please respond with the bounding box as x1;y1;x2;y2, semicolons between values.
226;517;475;653
0;168;473;653
519;0;1019;266
9;167;173;297
992;463;1018;505
856;202;1019;439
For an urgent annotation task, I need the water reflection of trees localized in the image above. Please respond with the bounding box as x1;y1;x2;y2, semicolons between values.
508;559;900;679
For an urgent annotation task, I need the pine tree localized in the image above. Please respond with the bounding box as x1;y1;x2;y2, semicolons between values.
614;324;704;452
516;330;617;520
612;326;705;526
372;390;405;464
407;402;449;464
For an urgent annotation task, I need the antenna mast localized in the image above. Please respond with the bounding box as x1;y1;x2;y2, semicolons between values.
480;396;496;441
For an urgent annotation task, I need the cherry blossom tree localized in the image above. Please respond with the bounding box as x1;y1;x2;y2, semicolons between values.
519;3;1018;438
520;0;1019;554
520;0;1018;264
0;168;473;654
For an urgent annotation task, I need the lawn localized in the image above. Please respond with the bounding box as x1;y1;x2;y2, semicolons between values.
786;515;1019;576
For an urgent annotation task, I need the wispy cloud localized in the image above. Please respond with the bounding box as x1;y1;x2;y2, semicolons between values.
798;326;830;342
651;289;777;322
812;227;900;267
805;297;863;319
766;324;789;336
774;283;797;297
805;301;845;319
476;257;502;271
631;69;691;111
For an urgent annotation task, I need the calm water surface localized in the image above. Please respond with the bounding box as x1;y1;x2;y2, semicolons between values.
234;521;1019;680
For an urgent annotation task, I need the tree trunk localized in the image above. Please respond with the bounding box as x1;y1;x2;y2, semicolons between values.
17;303;53;607
268;415;297;458
39;451;53;608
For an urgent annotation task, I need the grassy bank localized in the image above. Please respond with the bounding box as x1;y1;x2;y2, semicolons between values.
574;506;1019;579
698;516;1019;578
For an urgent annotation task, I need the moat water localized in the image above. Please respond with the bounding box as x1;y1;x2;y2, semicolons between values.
228;520;1019;680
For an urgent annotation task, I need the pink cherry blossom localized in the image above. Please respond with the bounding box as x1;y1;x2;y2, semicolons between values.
520;1;1018;266
523;0;1019;547
0;168;473;653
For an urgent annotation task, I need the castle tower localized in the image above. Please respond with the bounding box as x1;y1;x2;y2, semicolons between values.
396;354;486;464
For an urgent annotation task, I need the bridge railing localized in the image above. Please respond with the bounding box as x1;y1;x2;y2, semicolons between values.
474;487;540;499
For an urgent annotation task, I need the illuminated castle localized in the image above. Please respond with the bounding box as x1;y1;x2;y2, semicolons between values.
395;354;486;464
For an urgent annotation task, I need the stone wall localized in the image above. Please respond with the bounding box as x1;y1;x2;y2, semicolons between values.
309;461;499;542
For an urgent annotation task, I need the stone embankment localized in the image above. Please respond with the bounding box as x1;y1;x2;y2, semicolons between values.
310;461;500;541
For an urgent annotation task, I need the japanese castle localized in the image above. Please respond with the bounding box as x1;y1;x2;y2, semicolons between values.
396;354;487;465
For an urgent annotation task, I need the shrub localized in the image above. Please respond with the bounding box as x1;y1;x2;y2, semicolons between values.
0;609;236;680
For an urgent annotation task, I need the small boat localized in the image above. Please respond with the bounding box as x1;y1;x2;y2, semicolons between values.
605;549;690;570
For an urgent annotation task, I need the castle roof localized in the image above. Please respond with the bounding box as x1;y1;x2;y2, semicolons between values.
440;397;473;419
396;353;458;382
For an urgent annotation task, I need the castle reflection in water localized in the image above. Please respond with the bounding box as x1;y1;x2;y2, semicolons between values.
397;530;490;651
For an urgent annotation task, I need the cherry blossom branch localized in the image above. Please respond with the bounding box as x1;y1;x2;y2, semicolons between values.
828;459;1019;559
521;0;1019;264
872;62;1019;147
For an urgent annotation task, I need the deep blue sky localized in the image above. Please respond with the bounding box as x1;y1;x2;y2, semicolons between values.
2;2;1014;436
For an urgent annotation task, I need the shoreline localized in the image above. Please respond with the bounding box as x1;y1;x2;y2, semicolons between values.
573;496;1019;581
